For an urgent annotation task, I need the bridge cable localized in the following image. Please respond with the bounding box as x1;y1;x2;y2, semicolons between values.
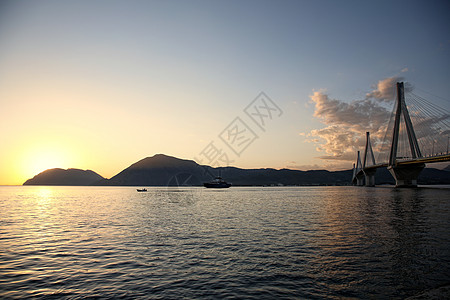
376;98;397;164
405;91;450;156
407;97;443;156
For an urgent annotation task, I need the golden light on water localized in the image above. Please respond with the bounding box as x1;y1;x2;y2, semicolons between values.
37;187;53;200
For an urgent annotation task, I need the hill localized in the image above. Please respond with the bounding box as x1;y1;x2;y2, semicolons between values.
23;168;105;186
23;154;450;186
95;154;450;186
94;154;356;186
95;154;208;186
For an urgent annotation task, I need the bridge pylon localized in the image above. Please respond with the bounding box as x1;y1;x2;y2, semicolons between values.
388;82;425;187
362;132;376;187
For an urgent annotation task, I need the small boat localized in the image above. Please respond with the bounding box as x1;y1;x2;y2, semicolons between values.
203;176;231;188
137;188;147;192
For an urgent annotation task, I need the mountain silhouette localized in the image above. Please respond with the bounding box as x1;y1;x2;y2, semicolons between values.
23;154;450;186
23;168;104;185
95;154;450;186
95;154;209;186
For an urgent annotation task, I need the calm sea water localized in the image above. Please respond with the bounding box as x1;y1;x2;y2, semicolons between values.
1;186;449;299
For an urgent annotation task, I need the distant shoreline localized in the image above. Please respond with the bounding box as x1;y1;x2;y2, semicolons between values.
4;184;450;189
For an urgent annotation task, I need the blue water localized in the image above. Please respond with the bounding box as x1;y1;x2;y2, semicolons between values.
1;186;449;299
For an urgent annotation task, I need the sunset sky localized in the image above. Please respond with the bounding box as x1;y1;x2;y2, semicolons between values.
1;0;449;185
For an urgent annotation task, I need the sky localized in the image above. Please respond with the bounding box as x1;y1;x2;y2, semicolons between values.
0;0;449;185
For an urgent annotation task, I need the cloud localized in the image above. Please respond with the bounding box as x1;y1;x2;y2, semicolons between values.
365;76;399;102
365;76;413;102
305;77;403;168
311;92;390;131
401;67;408;73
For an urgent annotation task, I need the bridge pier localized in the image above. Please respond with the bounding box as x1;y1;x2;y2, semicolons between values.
387;164;425;187
363;169;376;187
355;173;364;186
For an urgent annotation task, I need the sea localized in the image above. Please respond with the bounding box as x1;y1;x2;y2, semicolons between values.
1;185;449;299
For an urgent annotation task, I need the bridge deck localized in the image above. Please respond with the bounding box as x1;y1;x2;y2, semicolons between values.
396;154;450;165
357;154;450;175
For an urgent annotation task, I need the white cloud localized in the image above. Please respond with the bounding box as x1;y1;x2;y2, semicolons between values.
365;76;413;102
311;92;390;131
304;77;401;168
365;76;399;102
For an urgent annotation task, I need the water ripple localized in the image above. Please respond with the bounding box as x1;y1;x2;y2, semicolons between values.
1;186;449;299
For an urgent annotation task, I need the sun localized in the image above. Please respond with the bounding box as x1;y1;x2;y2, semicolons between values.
20;143;71;179
31;151;65;175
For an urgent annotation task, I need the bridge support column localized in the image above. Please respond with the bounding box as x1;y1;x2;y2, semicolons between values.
363;169;376;187
387;164;425;187
355;174;364;186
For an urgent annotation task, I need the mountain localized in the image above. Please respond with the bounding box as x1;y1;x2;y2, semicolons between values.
23;154;450;186
94;154;354;186
95;154;450;186
95;154;208;186
23;168;105;186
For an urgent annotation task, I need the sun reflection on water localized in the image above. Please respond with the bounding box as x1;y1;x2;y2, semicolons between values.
37;187;53;202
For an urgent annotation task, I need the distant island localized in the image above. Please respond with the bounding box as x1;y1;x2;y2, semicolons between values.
24;168;105;186
23;154;450;186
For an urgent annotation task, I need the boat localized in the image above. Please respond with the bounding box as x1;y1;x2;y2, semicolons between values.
137;188;147;192
203;176;231;188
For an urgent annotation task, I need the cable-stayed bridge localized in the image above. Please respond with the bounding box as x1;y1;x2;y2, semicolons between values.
352;82;450;187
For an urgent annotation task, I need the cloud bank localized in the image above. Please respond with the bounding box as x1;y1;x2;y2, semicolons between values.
305;77;404;168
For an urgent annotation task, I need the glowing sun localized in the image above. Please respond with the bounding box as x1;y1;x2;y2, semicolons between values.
21;143;71;178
